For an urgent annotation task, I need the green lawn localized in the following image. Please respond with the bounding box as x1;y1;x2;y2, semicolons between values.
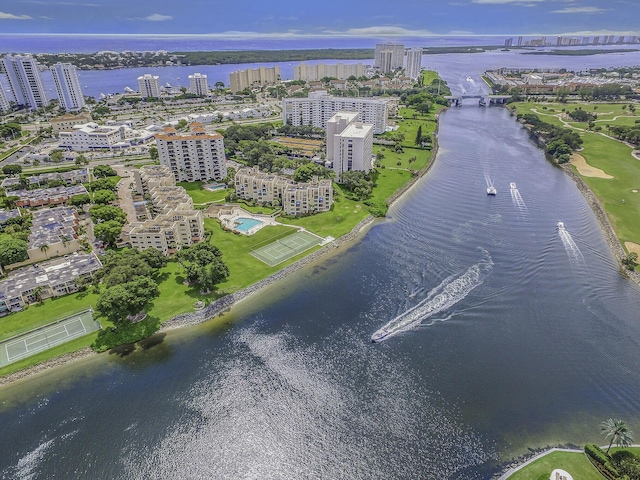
278;195;370;238
177;181;230;204
421;70;440;86
507;451;602;480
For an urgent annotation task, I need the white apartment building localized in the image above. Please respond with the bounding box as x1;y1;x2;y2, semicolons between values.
326;112;374;177
374;43;405;72
51;63;85;111
138;73;161;98
188;73;209;95
282;91;388;134
58;122;127;151
294;63;367;82
229;66;281;93
2;54;48;110
405;47;423;80
155;123;227;182
235;166;333;216
0;86;9;113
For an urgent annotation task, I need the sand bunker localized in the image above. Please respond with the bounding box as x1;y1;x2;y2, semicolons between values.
633;190;639;193
570;154;614;179
625;242;640;257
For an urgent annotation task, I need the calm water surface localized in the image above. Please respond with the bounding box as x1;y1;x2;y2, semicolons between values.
2;50;640;479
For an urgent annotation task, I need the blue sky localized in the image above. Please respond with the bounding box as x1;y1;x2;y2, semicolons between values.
0;0;638;37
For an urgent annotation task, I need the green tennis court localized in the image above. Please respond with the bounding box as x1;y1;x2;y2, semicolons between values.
0;309;100;367
250;230;324;266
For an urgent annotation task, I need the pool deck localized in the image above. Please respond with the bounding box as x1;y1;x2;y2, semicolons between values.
219;206;281;235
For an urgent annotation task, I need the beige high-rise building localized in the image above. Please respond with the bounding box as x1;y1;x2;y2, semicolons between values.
326;112;374;177
294;63;367;82
155;123;226;182
188;73;209;96
374;43;405;72
229;66;281;93
138;73;161;98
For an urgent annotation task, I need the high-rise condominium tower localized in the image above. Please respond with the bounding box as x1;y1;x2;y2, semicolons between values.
2;54;48;110
51;63;85;112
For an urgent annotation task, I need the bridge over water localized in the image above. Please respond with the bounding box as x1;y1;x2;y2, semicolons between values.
444;95;511;106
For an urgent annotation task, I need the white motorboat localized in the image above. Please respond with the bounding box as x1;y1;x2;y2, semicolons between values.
557;221;564;229
487;186;497;195
510;182;517;189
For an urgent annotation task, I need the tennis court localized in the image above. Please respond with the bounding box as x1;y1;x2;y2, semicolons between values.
250;230;325;266
0;309;99;367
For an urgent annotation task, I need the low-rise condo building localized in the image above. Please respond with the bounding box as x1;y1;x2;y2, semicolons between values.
235;166;333;216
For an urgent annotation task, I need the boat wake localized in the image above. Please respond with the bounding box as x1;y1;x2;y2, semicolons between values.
558;222;585;265
510;182;527;213
371;253;493;343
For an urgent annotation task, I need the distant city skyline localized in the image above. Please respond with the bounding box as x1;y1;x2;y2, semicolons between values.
1;0;638;37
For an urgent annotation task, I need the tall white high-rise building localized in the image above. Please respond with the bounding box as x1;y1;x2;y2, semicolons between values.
282;91;389;134
51;63;85;112
374;43;405;72
188;73;209;96
0;86;10;113
155;123;227;183
2;54;48;110
138;74;161;98
405;47;423;80
326;112;373;177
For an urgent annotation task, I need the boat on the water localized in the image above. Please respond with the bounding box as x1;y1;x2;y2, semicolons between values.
510;182;517;189
371;330;391;343
557;221;564;229
487;186;497;195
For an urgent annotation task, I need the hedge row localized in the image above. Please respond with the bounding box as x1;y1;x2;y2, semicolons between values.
584;444;620;479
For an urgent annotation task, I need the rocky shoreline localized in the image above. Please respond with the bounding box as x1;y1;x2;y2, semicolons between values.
562;165;640;285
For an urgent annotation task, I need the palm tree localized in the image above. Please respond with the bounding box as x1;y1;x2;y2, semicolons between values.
39;244;49;259
600;418;634;454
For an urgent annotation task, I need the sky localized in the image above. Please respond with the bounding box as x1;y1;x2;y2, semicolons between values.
0;0;638;37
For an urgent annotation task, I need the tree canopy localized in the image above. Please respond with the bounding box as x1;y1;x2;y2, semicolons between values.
0;238;28;267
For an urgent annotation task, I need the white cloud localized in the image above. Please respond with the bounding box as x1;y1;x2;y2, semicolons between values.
552;6;607;13
322;26;437;36
144;13;173;22
0;11;32;20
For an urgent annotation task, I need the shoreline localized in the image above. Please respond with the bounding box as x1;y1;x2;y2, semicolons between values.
0;109;443;388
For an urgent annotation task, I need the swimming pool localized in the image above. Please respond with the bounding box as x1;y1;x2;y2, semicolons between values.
234;217;263;232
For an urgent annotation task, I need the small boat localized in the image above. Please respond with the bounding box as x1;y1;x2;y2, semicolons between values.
487;186;497;195
510;182;517;189
478;98;486;107
371;330;391;343
557;221;564;229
